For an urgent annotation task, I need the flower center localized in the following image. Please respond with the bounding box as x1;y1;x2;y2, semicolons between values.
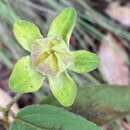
31;37;68;76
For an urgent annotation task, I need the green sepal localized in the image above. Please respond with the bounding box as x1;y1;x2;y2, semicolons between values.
13;20;42;51
69;50;100;73
9;56;44;93
48;72;77;107
48;7;76;45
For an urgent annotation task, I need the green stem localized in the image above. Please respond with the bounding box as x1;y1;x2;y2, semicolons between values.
3;94;22;129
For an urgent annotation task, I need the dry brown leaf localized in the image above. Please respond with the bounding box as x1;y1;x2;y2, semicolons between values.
99;33;129;85
106;2;130;26
0;88;19;121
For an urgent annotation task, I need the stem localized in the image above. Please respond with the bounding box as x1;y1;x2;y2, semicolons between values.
3;94;22;129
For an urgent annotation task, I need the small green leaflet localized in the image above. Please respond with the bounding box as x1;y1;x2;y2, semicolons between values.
13;20;42;51
49;72;77;107
69;50;100;73
48;7;76;45
9;56;44;93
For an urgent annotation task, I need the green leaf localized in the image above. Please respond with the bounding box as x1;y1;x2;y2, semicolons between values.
10;105;101;130
9;56;44;93
43;84;130;125
69;50;100;73
48;72;77;107
72;84;130;125
13;20;42;51
48;7;76;45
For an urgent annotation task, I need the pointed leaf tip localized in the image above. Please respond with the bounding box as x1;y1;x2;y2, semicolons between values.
48;7;77;45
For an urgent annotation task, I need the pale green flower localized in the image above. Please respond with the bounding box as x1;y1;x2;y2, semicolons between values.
9;8;100;107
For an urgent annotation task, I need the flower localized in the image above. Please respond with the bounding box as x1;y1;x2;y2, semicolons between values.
9;7;100;107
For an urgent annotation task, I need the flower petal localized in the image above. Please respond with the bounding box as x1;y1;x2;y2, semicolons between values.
13;20;42;51
48;7;76;45
48;72;77;107
69;50;100;73
9;56;44;93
